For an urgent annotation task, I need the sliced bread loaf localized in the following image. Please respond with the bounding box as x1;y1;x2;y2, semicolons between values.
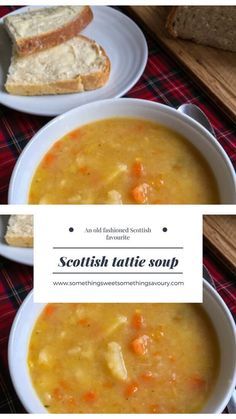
5;35;110;96
166;6;236;52
4;6;93;56
5;215;33;247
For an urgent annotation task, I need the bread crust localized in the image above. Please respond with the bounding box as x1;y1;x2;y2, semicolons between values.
5;234;33;248
81;46;111;91
13;6;93;56
5;35;110;96
166;7;180;37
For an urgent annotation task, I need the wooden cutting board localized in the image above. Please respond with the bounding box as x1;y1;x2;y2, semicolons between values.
203;215;236;274
125;6;236;122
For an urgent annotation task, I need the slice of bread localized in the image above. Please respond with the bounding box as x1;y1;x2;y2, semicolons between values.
5;35;110;96
166;6;236;52
5;215;33;248
4;6;93;56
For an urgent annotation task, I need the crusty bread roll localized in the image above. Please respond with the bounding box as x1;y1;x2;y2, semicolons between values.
4;6;93;56
166;6;236;52
5;215;33;248
5;35;110;96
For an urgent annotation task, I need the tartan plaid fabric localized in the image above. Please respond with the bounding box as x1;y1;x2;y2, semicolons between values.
0;5;235;414
0;258;32;413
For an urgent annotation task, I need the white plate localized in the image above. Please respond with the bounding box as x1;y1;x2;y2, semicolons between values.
0;6;148;116
0;215;33;266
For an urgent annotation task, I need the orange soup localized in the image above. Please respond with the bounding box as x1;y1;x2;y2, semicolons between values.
28;118;219;204
28;303;219;413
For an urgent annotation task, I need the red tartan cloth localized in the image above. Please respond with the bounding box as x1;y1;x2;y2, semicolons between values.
0;5;235;414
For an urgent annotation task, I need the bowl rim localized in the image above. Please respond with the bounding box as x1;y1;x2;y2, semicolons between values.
8;279;236;414
8;98;236;204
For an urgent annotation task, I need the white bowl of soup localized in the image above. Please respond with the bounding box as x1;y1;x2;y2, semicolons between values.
8;99;235;204
8;281;236;413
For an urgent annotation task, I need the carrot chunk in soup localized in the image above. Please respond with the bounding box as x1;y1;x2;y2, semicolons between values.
132;160;145;177
131;183;151;204
131;312;146;329
131;335;150;355
83;391;97;403
124;382;139;398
